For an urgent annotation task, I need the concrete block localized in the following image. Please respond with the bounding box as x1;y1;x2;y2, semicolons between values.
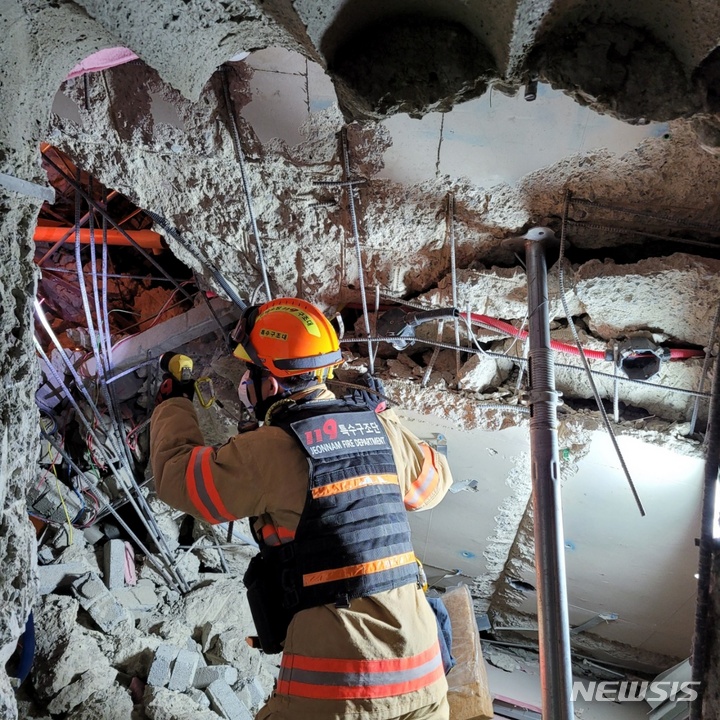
206;679;253;720
104;539;126;590
37;562;86;595
147;644;181;688
71;572;131;633
167;649;201;692
193;665;238;690
187;688;211;709
83;525;105;545
37;547;55;565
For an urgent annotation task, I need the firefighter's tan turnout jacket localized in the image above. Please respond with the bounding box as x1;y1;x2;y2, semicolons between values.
150;388;453;720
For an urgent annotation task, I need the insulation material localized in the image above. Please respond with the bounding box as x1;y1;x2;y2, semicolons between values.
443;584;494;720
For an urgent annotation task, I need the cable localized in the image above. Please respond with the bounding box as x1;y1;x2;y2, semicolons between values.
559;192;645;516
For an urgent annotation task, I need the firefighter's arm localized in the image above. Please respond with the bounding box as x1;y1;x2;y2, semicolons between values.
379;408;453;511
150;397;269;523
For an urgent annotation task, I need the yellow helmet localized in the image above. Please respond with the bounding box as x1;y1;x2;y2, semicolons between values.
232;298;342;378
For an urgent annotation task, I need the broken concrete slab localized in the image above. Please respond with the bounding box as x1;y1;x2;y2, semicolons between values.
206;679;253;720
58;683;134;720
46;668;109;715
112;578;158;613
458;353;513;392
71;572;132;633
238;677;268;713
32;623;111;701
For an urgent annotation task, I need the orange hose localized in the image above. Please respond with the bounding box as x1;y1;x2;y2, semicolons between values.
34;226;164;250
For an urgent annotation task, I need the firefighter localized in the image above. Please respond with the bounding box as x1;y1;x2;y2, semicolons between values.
150;297;453;720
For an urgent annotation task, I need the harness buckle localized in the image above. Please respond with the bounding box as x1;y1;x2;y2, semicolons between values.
335;593;351;609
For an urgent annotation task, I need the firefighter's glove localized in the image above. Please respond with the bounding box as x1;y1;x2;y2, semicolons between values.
155;375;195;405
155;352;195;405
354;374;388;413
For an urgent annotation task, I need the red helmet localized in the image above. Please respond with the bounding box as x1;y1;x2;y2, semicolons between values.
232;298;342;377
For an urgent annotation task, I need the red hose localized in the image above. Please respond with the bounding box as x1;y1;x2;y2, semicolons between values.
463;313;703;362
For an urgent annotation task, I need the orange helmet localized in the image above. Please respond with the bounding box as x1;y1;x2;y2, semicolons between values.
232;298;342;377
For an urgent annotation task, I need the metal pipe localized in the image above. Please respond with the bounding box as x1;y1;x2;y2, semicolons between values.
524;228;574;720
689;350;720;719
690;300;720;436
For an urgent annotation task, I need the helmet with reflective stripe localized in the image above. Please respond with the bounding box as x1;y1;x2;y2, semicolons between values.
232;298;342;377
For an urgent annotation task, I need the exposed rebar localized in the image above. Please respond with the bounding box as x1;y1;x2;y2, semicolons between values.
559;192;645;516
220;65;272;302
340;127;374;374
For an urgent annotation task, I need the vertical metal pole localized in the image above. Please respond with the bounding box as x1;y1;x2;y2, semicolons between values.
524;228;574;720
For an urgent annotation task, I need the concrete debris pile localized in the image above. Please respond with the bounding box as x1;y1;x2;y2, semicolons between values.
17;518;277;720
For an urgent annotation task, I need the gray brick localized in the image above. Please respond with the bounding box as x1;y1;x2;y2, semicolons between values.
70;572;130;633
168;649;201;692
206;680;253;720
147;644;181;688
193;665;238;689
83;525;105;545
103;539;126;589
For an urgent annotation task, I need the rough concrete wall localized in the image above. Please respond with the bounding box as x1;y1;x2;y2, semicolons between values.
0;2;117;714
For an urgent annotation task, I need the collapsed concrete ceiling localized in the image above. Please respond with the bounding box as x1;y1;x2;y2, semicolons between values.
4;0;720;718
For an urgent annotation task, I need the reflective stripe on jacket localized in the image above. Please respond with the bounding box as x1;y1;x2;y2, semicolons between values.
277;638;444;700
